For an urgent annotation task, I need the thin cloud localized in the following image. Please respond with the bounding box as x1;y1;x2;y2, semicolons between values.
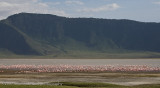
65;0;84;5
153;1;160;5
77;3;120;13
51;2;61;5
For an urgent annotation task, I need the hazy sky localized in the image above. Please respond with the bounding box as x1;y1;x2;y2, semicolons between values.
0;0;160;22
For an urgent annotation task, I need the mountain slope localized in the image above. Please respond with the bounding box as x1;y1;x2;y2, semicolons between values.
0;22;38;55
0;13;160;58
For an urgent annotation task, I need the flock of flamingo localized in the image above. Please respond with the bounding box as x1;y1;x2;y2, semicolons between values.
0;64;160;73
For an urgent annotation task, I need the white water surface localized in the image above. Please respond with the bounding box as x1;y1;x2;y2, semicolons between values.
0;59;159;67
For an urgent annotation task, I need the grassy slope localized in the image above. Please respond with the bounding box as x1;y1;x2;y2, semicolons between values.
0;83;160;88
5;20;62;55
1;50;160;59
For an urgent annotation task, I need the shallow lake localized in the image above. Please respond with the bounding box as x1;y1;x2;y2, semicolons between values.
0;59;160;86
0;59;160;67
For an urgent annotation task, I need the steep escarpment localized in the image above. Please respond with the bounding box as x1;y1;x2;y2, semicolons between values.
0;13;160;58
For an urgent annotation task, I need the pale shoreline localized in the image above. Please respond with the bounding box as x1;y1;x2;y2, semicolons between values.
0;73;160;86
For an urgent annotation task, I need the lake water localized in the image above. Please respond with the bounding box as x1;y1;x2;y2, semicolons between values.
0;59;160;67
0;59;160;86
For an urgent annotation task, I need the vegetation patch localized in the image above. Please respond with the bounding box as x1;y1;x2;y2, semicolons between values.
0;83;160;88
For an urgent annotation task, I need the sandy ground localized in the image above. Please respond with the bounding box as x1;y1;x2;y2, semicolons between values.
0;73;160;86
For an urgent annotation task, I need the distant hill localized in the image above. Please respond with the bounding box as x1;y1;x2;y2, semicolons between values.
0;13;160;58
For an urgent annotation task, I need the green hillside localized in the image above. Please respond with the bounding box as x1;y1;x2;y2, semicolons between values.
0;13;160;58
